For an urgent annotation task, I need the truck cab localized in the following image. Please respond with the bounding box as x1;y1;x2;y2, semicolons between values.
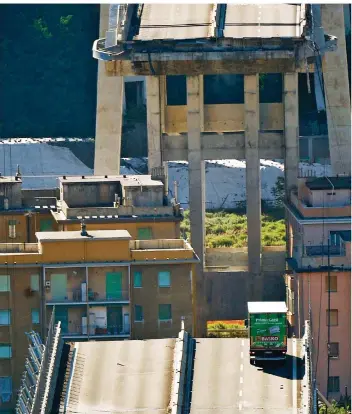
247;301;288;364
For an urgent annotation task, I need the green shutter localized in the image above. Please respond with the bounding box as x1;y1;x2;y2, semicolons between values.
40;218;54;231
106;272;123;300
158;304;172;321
0;276;10;292
134;305;144;322
134;271;142;288
137;228;152;240
158;271;171;287
55;307;68;333
51;274;67;300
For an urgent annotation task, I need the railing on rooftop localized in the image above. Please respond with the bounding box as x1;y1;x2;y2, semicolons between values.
305;245;345;257
130;239;188;250
0;243;38;253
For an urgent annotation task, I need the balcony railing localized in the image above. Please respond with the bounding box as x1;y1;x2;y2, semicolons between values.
305;245;345;257
88;289;130;302
61;324;130;337
46;289;130;304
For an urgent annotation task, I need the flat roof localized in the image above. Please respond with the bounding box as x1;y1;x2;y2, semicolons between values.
36;230;132;242
247;301;287;314
306;176;351;190
59;175;163;187
0;176;22;184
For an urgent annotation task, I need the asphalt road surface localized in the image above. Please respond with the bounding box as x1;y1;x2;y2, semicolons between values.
64;339;175;414
190;338;303;414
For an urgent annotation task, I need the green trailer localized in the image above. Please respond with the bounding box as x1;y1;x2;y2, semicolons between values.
246;302;288;364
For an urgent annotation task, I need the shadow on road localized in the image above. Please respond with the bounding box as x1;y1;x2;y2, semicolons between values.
256;355;304;380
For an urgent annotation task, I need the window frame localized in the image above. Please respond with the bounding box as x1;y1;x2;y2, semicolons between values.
158;304;172;321
133;271;142;288
0;345;12;359
0;376;12;403
0;276;10;292
328;342;339;359
326;309;338;326
31;309;40;325
158;271;171;288
328;376;340;393
325;275;337;292
8;220;16;239
134;305;144;322
0;310;10;326
30;274;40;292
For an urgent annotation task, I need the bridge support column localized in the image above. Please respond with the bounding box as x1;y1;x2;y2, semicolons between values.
94;5;124;175
244;74;262;299
146;76;162;172
187;75;206;337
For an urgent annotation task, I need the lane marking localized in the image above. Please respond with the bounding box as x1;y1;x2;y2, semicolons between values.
240;351;243;359
239;403;243;411
240;376;243;384
239;390;243;397
292;338;298;414
240;363;243;372
241;339;244;346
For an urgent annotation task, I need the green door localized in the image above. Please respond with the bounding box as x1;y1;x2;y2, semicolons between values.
55;307;68;333
137;228;152;240
106;272;122;300
51;274;67;301
107;307;123;334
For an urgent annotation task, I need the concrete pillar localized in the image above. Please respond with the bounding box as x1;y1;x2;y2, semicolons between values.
94;4;124;175
284;73;299;197
244;75;261;286
321;5;351;176
146;76;162;172
187;75;206;337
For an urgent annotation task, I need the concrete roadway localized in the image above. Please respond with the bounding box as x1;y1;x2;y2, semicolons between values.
64;338;175;414
190;338;303;414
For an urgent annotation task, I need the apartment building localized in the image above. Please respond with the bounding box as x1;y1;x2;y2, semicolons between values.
0;227;197;410
0;175;58;245
52;174;182;239
285;176;351;400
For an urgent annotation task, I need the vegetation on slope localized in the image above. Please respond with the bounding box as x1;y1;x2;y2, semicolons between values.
180;208;286;248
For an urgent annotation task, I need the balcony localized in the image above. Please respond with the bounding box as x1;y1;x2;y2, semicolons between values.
88;289;130;304
61;324;130;339
46;288;130;305
0;243;38;254
46;288;87;305
290;192;351;219
305;245;345;257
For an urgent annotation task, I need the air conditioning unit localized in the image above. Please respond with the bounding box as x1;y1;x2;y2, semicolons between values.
45;281;51;287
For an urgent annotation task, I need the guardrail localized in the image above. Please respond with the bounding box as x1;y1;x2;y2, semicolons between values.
15;308;63;414
302;320;316;414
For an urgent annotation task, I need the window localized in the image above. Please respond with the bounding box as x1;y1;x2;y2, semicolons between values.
328;376;340;393
137;228;152;240
166;75;187;106
259;73;283;103
134;305;144;322
0;377;12;403
40;218;54;231
158;271;171;288
158;304;172;321
328;342;339;359
8;220;16;239
30;274;40;292
0;311;10;326
134;271;142;288
0;276;10;292
0;345;11;359
204;75;245;104
325;275;337;292
31;309;40;325
326;309;338;326
330;232;341;247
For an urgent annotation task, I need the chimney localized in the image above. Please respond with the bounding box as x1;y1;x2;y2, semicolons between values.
80;220;88;237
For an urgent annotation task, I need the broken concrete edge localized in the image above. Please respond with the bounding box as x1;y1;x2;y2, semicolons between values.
168;329;189;414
